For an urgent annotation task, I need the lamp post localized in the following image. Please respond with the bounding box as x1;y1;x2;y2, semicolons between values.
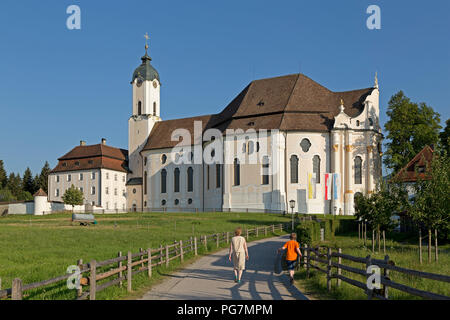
289;200;295;231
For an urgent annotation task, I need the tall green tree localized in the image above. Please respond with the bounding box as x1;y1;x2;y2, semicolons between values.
0;160;7;189
38;161;51;193
410;154;450;263
439;119;450;155
6;173;22;199
62;185;84;211
22;167;34;194
384;91;441;173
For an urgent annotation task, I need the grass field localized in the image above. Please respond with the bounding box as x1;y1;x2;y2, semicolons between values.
0;211;291;300
294;231;450;299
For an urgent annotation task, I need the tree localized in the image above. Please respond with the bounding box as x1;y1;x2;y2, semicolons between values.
6;173;22;199
384;91;441;173
22;167;34;194
0;188;16;202
355;180;409;253
0;160;7;189
439;119;450;155
38;161;51;193
62;184;84;211
410;154;450;263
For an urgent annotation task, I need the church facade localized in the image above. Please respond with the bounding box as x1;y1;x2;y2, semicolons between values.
127;45;383;215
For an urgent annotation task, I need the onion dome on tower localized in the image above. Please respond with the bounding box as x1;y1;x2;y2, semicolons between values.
131;33;160;84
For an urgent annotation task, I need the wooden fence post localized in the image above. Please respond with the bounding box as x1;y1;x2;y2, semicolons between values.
303;244;308;269
90;260;97;300
77;259;83;297
246;229;249;241
372;229;375;253
327;247;332;292
226;232;230;244
383;255;389;299
365;255;372;300
204;235;207;251
306;247;310;278
358;223;361;241
190;236;194;252
216;233;219;248
11;278;23;300
337;248;342;287
272;224;275;233
140;248;144;269
194;237;198;256
165;245;169;267
127;252;132;293
160;245;163;265
147;248;152;277
118;252;123;288
265;226;267;236
419;229;423;264
256;227;259;237
180;240;184;263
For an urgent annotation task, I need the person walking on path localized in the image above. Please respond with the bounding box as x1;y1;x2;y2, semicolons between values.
228;227;249;283
278;233;302;285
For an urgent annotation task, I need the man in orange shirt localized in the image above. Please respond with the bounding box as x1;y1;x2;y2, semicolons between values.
278;233;302;285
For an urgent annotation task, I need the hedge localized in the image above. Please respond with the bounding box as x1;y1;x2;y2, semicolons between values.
295;216;357;245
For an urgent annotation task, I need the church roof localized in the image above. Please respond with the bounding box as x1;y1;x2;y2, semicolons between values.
393;145;434;182
51;144;129;173
142;73;374;151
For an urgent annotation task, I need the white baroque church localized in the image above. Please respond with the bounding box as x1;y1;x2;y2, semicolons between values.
125;44;382;215
48;42;383;215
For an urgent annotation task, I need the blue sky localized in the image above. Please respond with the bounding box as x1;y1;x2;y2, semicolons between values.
0;0;449;175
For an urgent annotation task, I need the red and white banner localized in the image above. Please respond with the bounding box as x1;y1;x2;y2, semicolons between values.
324;173;332;200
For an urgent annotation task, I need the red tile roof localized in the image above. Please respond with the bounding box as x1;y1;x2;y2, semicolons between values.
142;73;374;151
51;144;128;173
33;188;47;197
394;145;434;182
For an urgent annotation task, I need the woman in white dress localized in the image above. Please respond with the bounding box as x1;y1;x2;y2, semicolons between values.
228;227;249;283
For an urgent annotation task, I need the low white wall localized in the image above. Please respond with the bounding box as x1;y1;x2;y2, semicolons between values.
7;202;34;215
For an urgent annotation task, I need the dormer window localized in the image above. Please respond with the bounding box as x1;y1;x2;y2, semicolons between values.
62;162;67;167
75;161;80;166
417;165;426;173
257;100;264;106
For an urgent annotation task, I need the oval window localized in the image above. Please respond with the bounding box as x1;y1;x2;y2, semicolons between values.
300;138;312;152
161;199;166;206
188;198;193;205
161;154;167;164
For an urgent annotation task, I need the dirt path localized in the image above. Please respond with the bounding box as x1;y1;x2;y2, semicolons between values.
140;235;310;300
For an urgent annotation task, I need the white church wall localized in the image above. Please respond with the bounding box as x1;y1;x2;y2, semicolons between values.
100;169;127;211
286;131;330;214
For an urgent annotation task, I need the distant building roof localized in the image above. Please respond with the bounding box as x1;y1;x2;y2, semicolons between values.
33;188;47;197
50;143;129;174
394;145;434;183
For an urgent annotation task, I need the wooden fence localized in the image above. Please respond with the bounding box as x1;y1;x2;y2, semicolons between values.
0;223;288;300
301;245;450;300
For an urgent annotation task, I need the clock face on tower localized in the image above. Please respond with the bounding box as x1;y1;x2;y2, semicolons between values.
153;80;158;88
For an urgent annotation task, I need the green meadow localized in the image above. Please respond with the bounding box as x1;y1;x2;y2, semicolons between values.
0;211;290;299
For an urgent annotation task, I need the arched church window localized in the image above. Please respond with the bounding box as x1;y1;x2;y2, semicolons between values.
144;171;148;195
216;164;221;188
313;155;321;183
187;167;193;192
356;120;360;126
262;156;270;185
161;169;167;193
290;155;299;183
233;158;240;186
369;118;374;126
300;139;312;152
153;102;156;116
174;168;180;192
248;141;254;154
138;101;142;115
161;154;167;164
354;156;362;184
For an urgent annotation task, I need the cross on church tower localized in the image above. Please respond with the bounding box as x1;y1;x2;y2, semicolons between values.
144;32;150;51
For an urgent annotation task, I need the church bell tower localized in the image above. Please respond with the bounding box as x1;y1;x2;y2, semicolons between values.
127;33;161;209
